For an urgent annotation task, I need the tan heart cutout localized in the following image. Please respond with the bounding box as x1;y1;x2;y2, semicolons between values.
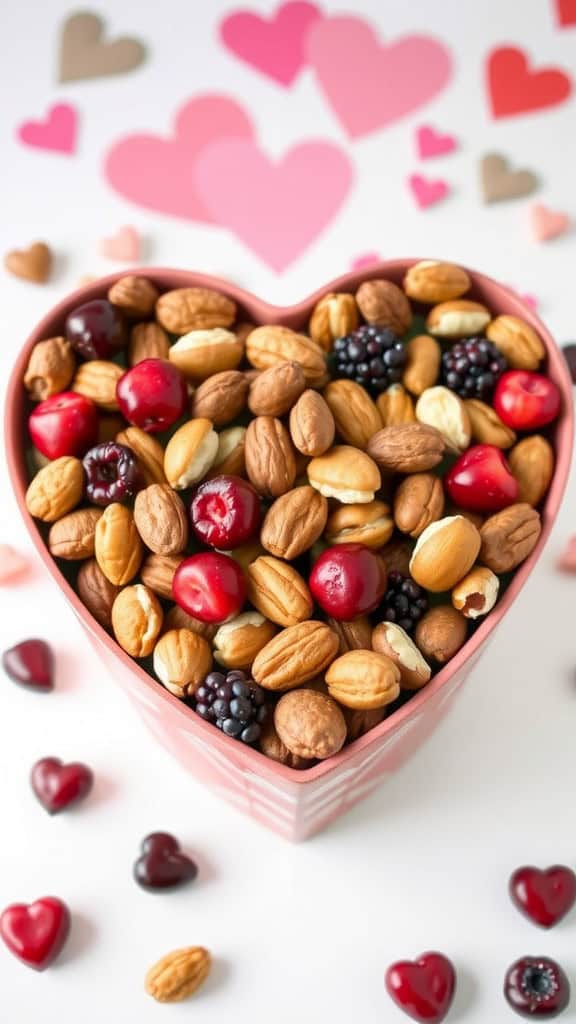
59;12;146;83
480;153;539;204
4;242;52;283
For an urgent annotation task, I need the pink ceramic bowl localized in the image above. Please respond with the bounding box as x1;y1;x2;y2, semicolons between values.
5;261;574;841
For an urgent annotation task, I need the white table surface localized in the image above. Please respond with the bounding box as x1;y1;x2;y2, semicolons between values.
1;0;576;1020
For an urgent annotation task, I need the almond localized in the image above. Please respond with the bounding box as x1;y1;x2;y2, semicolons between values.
415;386;471;452
248;361;306;417
25;457;84;523
164;419;218;489
95;503;143;585
246;556;312;627
72;360;123;411
464;399;516;449
403;261;471;303
206;426;246;479
48;507;103;560
76;559;120;631
415;605;468;663
108;275;159;317
508;435;554;506
112;584;163;657
145;946;211;1003
393;472;445;538
309;292;358;351
376;384;416;426
367;424;445;473
213;612;277;669
116;426;167;485
289;389;335;456
134;484;188;554
323;379;382;448
260;486;328;559
156;287;236;334
152;629;212;697
245;416;296;498
128;322;170;365
308;445;381;504
245;325;327;386
189;370;247;426
355;279;412;334
325;650;401;710
426;300;491;338
252;620;339;691
24;337;75;400
486;315;545;370
479;503;541;573
402;334;442;396
410;515;481;592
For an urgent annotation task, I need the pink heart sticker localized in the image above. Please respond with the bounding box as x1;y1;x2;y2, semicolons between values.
220;1;322;86
306;16;452;139
104;95;254;222
408;174;449;209
416;124;457;159
17;103;78;155
193;138;353;272
100;225;142;262
530;203;570;242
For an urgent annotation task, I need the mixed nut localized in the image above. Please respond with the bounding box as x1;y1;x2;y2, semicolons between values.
22;262;561;766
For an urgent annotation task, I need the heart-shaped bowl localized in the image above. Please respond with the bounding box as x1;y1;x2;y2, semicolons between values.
5;261;573;841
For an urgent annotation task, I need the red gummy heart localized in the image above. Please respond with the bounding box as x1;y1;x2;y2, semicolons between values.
31;757;93;815
133;832;198;890
0;896;70;970
2;639;53;690
510;865;576;928
385;952;456;1023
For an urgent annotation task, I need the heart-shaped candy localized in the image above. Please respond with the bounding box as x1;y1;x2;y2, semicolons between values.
385;951;456;1023
0;897;70;970
100;225;142;262
2;639;54;691
31;757;94;814
4;242;52;283
134;833;198;890
510;865;576;928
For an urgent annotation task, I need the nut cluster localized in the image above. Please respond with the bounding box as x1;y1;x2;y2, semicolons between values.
23;262;559;766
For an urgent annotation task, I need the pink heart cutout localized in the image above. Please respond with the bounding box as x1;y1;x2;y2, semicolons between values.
306;16;452;139
530;204;570;242
193;139;353;272
408;174;449;209
100;226;141;262
17;103;78;155
0;545;29;584
350;252;381;271
416;124;457;159
220;1;322;86
104;95;254;222
557;536;576;572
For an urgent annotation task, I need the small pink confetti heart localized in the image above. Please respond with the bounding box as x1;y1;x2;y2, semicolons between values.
350;252;381;271
408;174;449;209
557;536;576;572
100;225;141;262
530;203;570;242
0;545;29;584
416;124;457;159
17;103;78;155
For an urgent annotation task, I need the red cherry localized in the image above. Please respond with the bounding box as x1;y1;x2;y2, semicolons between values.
134;832;198;890
494;370;561;431
2;639;54;690
28;392;98;459
191;475;261;549
31;757;93;815
309;543;387;620
173;552;246;623
385;952;456;1023
444;444;519;512
0;897;70;971
116;358;188;433
66;298;126;359
504;956;570;1018
510;866;576;929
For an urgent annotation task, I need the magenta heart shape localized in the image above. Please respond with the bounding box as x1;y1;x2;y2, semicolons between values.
220;1;322;86
18;103;78;155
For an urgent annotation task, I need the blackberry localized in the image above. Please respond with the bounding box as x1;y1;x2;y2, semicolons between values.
380;571;428;634
441;336;507;401
193;670;268;744
333;324;407;395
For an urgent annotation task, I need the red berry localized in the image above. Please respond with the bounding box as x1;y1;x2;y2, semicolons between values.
504;956;570;1018
385;951;456;1023
173;552;246;623
309;543;387;620
134;833;198;890
65;299;126;359
444;444;519;512
191;475;261;549
0;897;70;971
494;370;561;431
116;358;188;434
28;392;98;459
510;866;576;929
2;639;54;691
31;757;93;814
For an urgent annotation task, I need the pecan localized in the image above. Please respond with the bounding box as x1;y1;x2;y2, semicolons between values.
260;486;328;559
191;370;248;426
145;946;211;1003
367;424;445;473
76;559;120;630
248;361;306;417
252;620;339;691
155;287;236;334
479;503;542;573
108;275;159;317
48;508;103;560
25;457;84;523
24;337;75;400
128;322;170;365
355;279;412;334
274;689;347;760
134;484;188;554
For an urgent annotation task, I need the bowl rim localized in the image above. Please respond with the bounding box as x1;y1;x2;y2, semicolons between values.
5;259;574;787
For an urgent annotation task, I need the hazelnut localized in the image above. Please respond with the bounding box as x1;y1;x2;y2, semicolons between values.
415;606;468;664
274;689;347;760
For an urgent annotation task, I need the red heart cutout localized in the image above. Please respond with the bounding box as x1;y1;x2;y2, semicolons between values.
31;757;94;814
487;46;572;118
133;832;198;890
0;897;70;970
510;865;576;928
386;952;455;1022
555;0;576;26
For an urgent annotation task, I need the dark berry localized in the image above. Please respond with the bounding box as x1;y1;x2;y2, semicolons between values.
192;669;269;745
82;442;139;505
441;337;507;401
65;299;126;359
334;325;407;396
504;956;570;1018
379;571;428;634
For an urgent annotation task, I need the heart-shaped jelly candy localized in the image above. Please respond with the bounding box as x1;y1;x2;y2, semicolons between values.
31;757;94;814
2;639;54;690
134;832;198;890
0;896;70;970
510;865;576;928
385;951;456;1023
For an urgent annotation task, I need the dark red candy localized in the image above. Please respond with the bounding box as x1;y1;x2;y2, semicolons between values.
510;865;576;928
2;639;54;690
385;952;456;1023
31;757;94;815
504;956;570;1018
134;832;198;891
65;299;126;359
0;897;70;970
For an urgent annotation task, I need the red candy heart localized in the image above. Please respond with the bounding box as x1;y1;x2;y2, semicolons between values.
31;757;94;815
385;952;456;1023
134;832;198;890
0;897;70;971
510;865;576;928
2;639;54;690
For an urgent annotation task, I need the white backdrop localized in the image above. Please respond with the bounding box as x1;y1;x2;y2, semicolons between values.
1;1;576;1020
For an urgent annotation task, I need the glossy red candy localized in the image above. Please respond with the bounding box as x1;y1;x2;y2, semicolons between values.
444;444;519;512
510;865;576;928
0;897;70;971
31;757;93;815
2;639;54;690
173;552;247;623
134;832;198;890
28;391;98;459
504;956;570;1018
65;298;125;359
494;370;561;431
116;358;188;433
385;951;456;1023
191;475;261;549
309;543;387;620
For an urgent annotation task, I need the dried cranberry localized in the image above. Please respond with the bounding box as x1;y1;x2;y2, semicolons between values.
83;442;139;506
